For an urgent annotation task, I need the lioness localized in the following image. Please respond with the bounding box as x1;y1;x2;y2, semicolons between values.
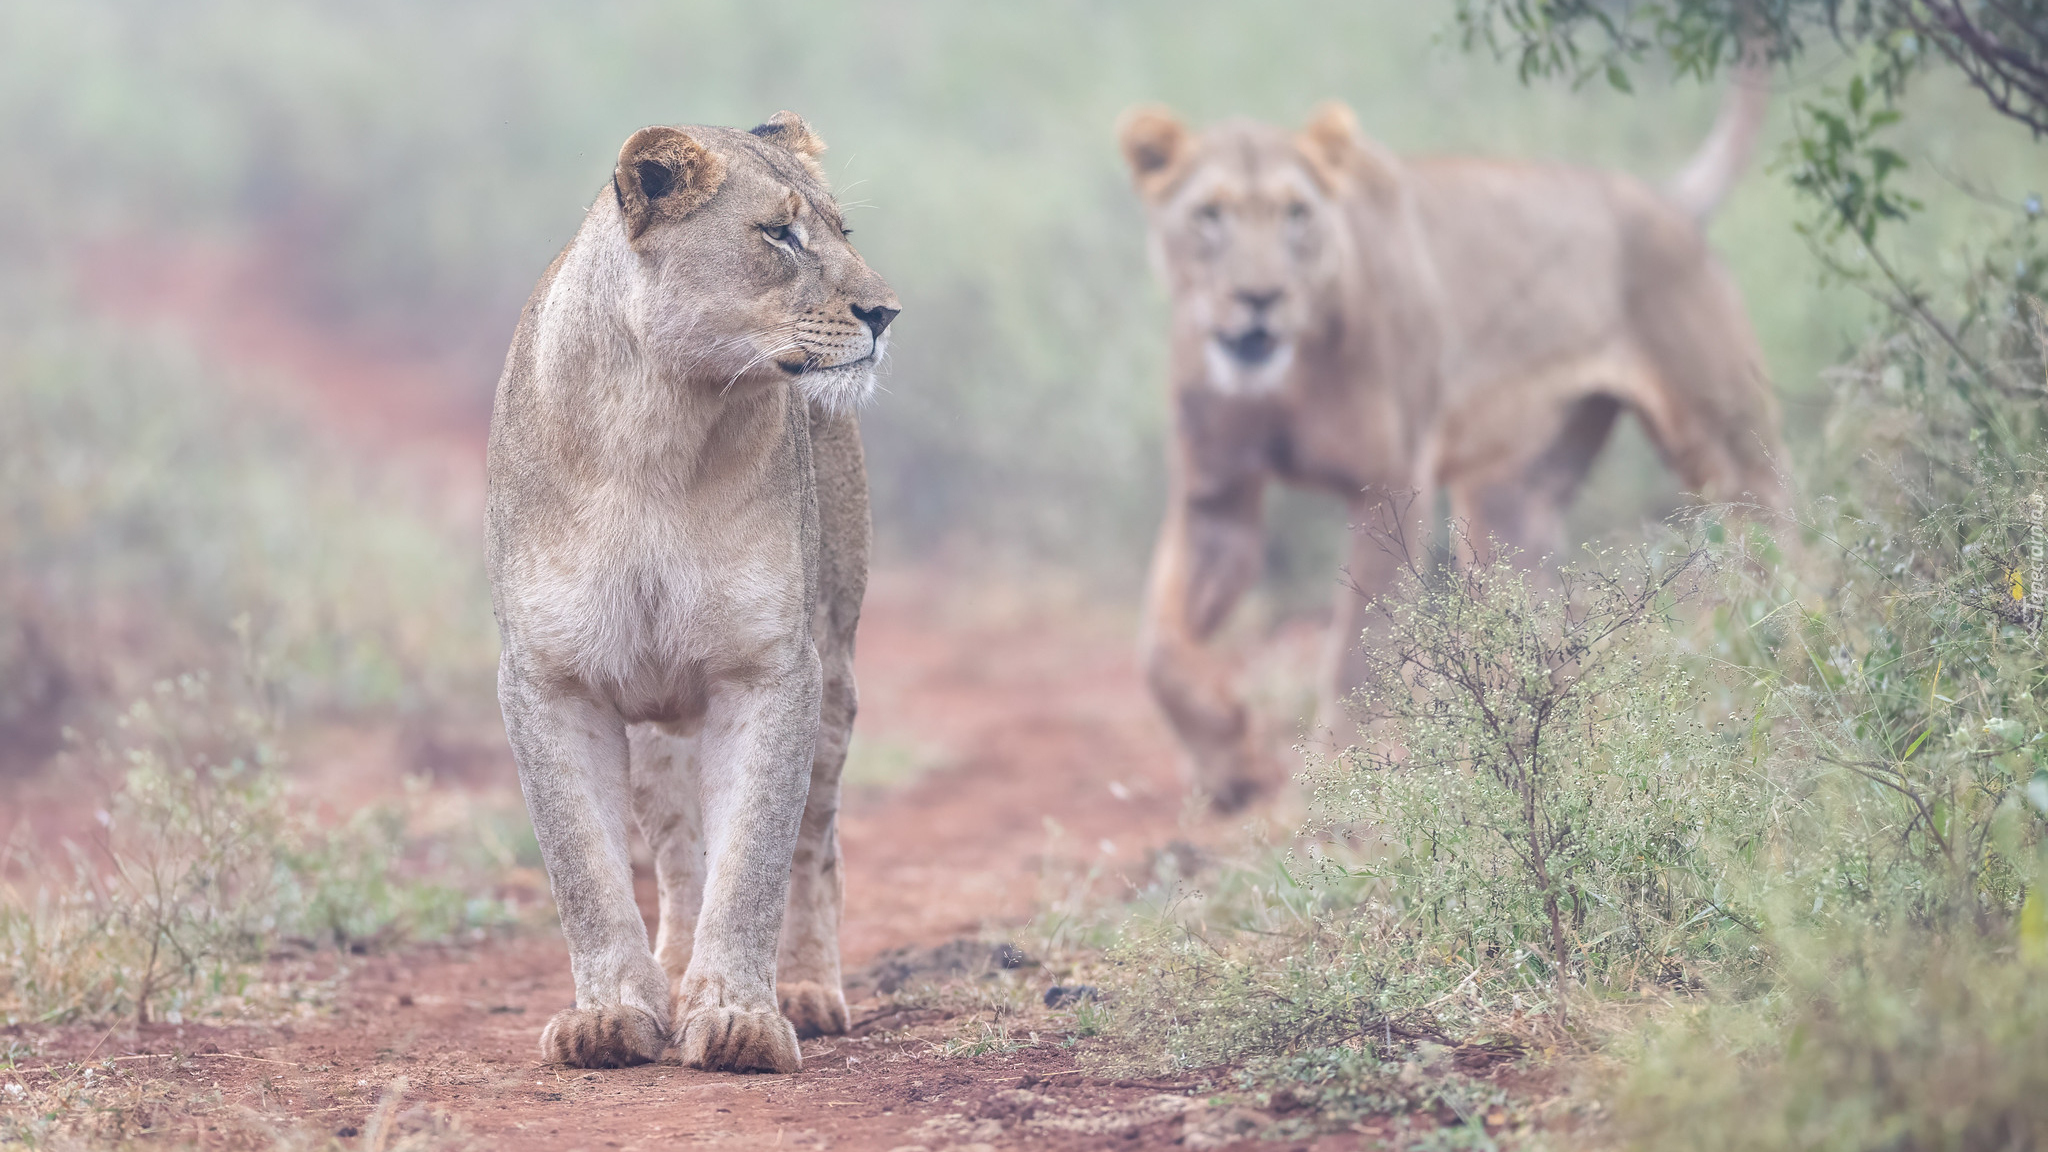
1120;75;1784;809
488;112;898;1073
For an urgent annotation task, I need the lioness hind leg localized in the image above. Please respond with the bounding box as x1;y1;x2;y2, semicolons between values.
1450;393;1622;566
776;697;852;1038
1627;266;1787;511
499;658;671;1068
628;723;707;992
776;405;867;1039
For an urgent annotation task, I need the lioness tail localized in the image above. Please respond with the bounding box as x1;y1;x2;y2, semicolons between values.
1666;55;1772;223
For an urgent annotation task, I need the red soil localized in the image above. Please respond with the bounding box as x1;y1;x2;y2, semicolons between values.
7;240;1365;1149
7;576;1334;1151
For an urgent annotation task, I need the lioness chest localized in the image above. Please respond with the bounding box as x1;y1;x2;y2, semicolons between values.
496;455;814;724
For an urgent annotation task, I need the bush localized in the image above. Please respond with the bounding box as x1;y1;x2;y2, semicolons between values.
1611;452;2048;1149
1090;530;1767;1124
0;672;522;1028
1306;526;1760;1028
1616;915;2048;1152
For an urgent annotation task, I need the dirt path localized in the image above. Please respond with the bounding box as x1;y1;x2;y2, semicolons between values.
13;245;1354;1148
13;578;1336;1151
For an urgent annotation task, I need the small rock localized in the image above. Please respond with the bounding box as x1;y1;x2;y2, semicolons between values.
1146;838;1214;881
975;1089;1047;1124
1182;1105;1273;1151
848;939;1034;997
1044;985;1098;1008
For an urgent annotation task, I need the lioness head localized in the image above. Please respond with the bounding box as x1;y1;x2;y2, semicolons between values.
609;112;899;413
1119;102;1391;398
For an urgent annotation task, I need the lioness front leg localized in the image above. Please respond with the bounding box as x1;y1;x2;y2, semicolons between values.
1318;495;1421;749
674;648;822;1074
1139;478;1267;810
501;660;671;1068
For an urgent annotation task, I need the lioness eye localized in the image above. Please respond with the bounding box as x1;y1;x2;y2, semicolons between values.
762;222;797;247
1287;202;1310;221
1194;204;1222;223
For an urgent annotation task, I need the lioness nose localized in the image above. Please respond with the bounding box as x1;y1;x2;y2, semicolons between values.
852;303;899;338
1236;289;1283;313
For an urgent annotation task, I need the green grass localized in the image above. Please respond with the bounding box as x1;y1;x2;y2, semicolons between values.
0;672;528;1032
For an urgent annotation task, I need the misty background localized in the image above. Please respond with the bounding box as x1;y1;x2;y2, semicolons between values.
0;0;2039;765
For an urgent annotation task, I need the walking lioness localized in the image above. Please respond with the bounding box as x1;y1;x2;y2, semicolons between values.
488;112;897;1073
1121;74;1785;809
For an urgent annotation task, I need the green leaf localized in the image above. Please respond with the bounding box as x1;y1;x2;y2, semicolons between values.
2023;886;2048;965
2026;769;2048;814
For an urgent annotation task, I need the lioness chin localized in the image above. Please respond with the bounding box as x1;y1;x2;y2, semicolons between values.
1121;68;1786;809
488;112;896;1073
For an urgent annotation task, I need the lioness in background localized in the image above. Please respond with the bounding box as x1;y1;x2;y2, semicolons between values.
489;112;897;1072
1120;72;1784;809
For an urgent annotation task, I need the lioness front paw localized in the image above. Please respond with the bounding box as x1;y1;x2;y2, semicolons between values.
677;1004;802;1073
777;981;849;1039
539;1006;667;1068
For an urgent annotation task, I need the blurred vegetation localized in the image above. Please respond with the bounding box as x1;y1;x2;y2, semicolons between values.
0;671;531;1035
1;1;2038;579
1455;0;2048;137
0;311;500;768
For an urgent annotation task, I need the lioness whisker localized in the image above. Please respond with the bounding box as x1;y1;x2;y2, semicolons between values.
724;341;802;393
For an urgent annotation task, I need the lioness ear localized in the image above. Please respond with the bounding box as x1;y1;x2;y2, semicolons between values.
1299;100;1398;198
1117;105;1191;200
750;111;828;180
1301;101;1363;169
614;126;729;241
750;110;825;157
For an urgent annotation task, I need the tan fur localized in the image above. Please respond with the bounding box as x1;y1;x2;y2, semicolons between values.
489;112;896;1072
540;1006;671;1069
1120;87;1784;808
